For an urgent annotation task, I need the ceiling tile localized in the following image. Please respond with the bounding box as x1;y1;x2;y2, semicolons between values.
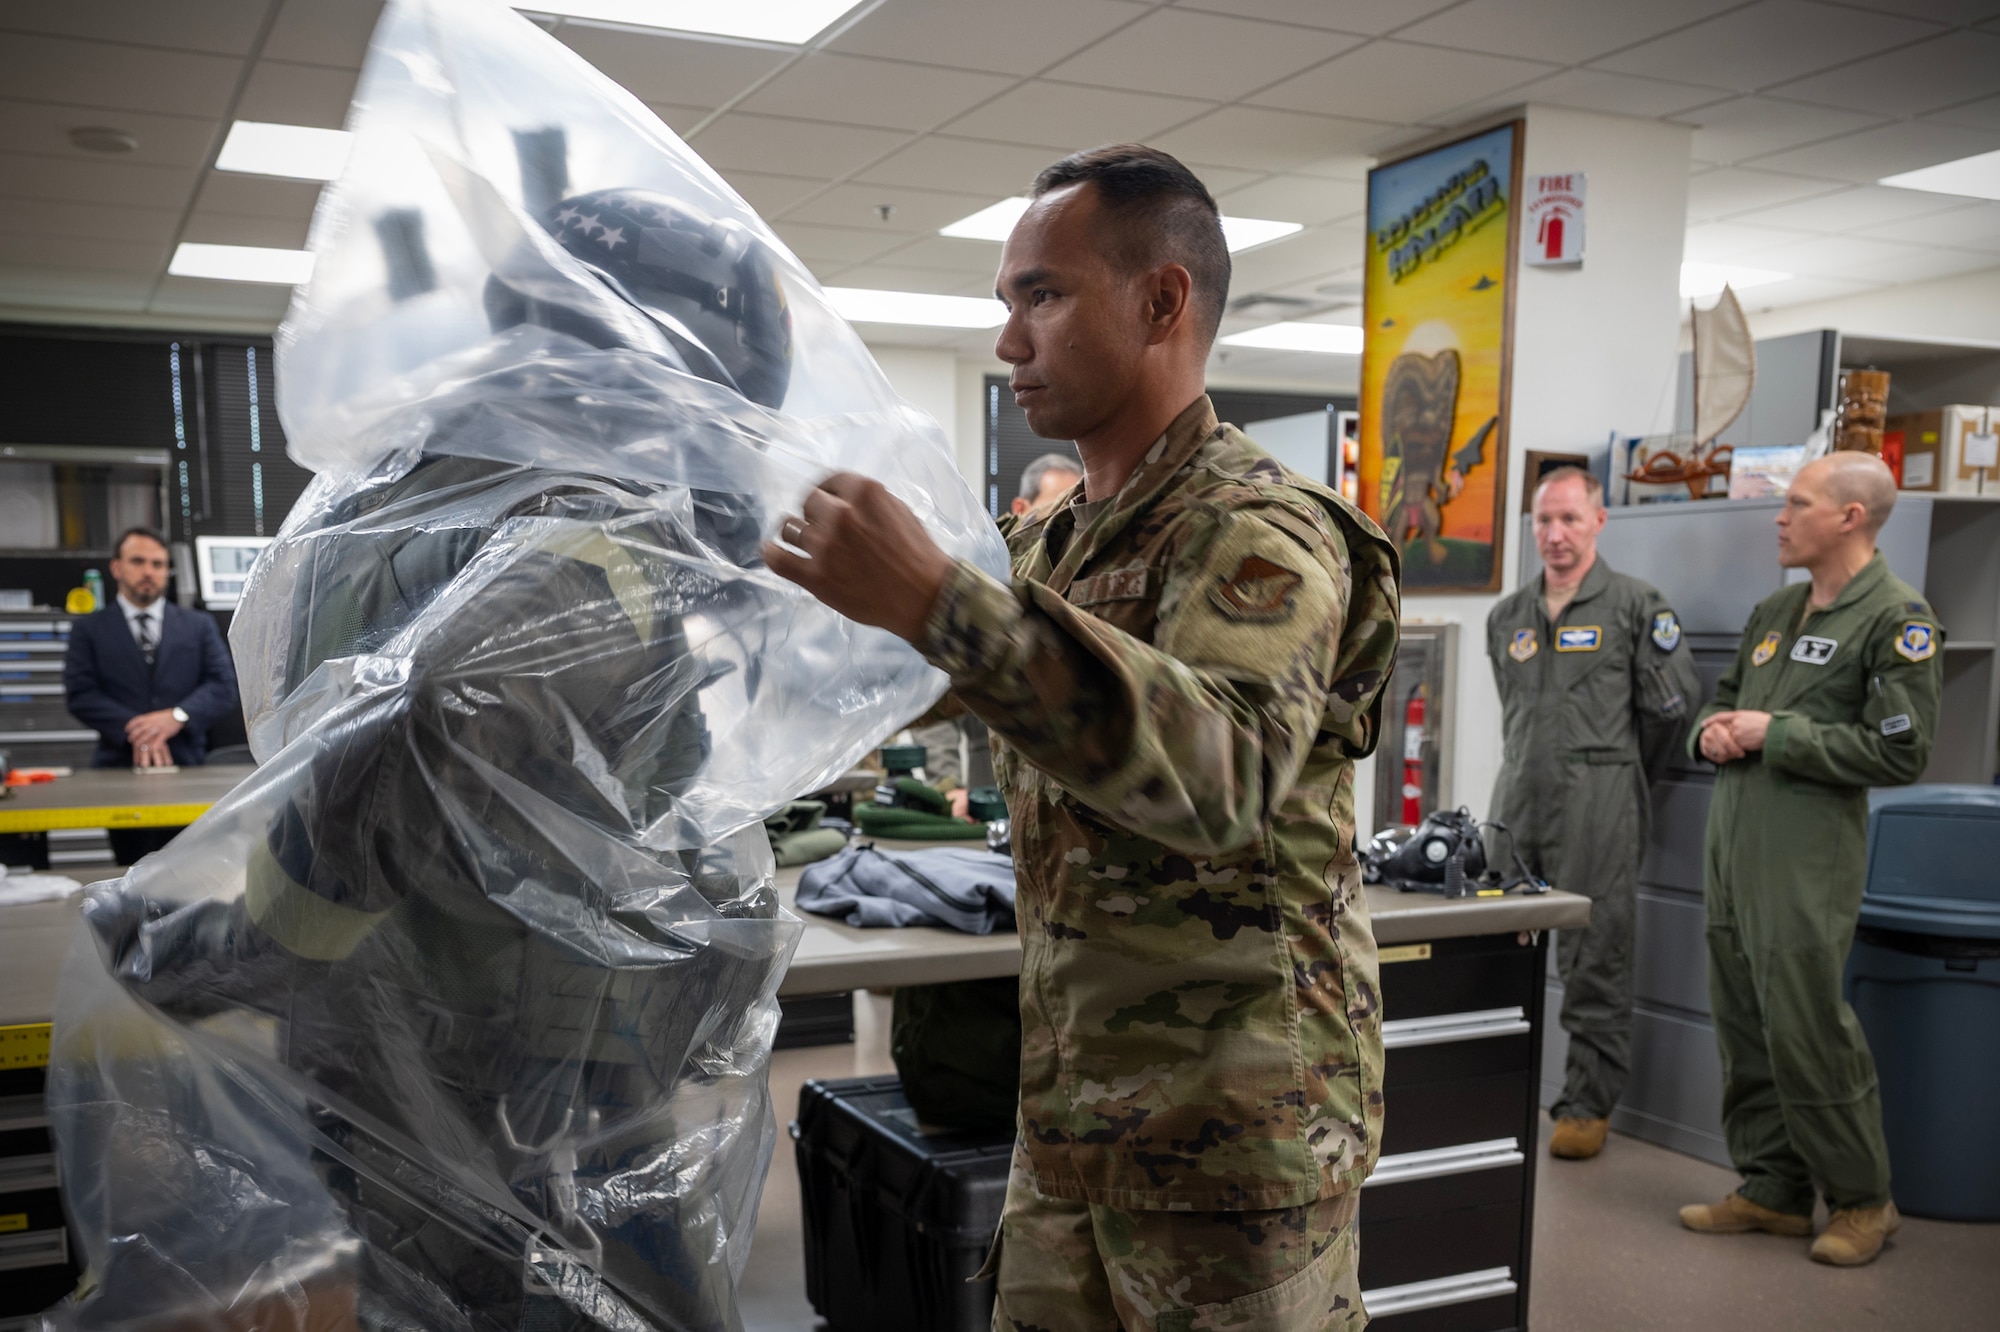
1475;68;1726;120
829;0;1149;76
868;234;1013;272
1045;9;1362;101
148;274;296;322
556;26;790;109
1229;224;1365;291
687;114;908;179
853;137;1064;198
1734;183;1975;233
825;263;995;297
0;33;241;119
193;172;325;222
263;0;386;69
1250;41;1558;124
1748;232;1941;275
1734;273;1882;309
181;209;313;249
0;0;269;56
1215;175;1367;226
779;182;998;235
643;103;713;137
1590;0;1944;93
1924;93;2000;129
1769;30;2000;116
0;102;217;170
0;264;153;314
1154;106;1402;174
770;221;914;266
1857;200;2000;251
0;152;197;210
1396;0;1741;64
1748;119;2000;180
1832;0;2000;20
1672;96;1891;164
941;82;1215;152
0;199;179;245
716;170;826;217
1171;0;1457;37
0;231;165;274
1681;220;1817;261
233;59;362;128
1686;167;1841;221
738;54;1015;133
1829;246;2000;284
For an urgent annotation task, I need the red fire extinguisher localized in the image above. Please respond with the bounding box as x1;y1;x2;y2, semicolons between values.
1401;685;1427;826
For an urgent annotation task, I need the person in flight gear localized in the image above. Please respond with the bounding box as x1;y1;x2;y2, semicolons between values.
1680;453;1941;1267
83;157;798;1332
1487;466;1699;1162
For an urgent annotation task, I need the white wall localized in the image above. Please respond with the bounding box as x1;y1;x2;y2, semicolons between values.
1744;264;2000;348
1416;105;1693;814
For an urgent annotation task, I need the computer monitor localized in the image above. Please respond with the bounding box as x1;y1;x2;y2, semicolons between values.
193;535;273;609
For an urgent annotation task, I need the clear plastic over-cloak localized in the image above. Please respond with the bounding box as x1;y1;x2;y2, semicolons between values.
42;1;1008;1328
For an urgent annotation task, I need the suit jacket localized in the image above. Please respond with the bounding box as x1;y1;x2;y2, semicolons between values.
64;602;239;768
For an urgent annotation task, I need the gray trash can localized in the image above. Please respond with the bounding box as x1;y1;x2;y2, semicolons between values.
1844;785;2000;1222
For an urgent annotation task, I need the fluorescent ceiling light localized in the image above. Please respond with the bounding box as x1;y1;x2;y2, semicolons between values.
824;287;1007;329
1879;147;2000;201
513;0;865;44
1220;322;1363;355
169;243;316;285
215;121;352;181
940;197;1304;253
1679;262;1790;299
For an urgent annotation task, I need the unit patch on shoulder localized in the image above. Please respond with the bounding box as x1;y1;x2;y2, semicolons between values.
1791;635;1838;665
1555;626;1602;652
1211;553;1303;621
1751;631;1782;667
1895;621;1937;662
1880;714;1912;737
1509;628;1538;662
1651;610;1682;652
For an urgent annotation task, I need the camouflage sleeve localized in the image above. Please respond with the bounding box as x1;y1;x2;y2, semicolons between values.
919;501;1347;857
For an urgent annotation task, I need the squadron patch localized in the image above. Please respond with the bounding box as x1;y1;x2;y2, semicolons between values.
1791;635;1838;665
1508;628;1538;662
1211;553;1303;621
1651;610;1682;652
1751;630;1782;666
1895;621;1937;662
1555;626;1602;652
1880;713;1912;737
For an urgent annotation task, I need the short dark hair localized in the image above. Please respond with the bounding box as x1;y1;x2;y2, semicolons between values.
1031;144;1231;348
1019;451;1082;501
1535;466;1604;509
113;526;170;559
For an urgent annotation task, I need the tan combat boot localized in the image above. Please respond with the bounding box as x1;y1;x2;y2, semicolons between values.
1679;1192;1813;1236
1549;1117;1609;1159
1811;1203;1901;1266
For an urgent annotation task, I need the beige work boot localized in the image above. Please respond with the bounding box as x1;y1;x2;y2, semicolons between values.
1549;1117;1609;1159
1679;1192;1813;1237
1811;1203;1901;1266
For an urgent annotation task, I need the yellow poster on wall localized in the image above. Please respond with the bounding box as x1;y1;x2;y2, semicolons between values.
1360;121;1522;593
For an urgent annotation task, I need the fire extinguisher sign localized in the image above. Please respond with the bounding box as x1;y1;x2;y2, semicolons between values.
1525;172;1586;267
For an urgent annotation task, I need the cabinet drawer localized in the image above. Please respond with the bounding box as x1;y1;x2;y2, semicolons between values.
1359;1198;1521;1293
1376;934;1540;1020
0;1256;77;1317
1364;1288;1518;1332
1362;1141;1524;1224
1386;1030;1533;1089
1379;1067;1532;1156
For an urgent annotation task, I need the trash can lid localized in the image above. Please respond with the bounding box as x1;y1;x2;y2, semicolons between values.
1864;786;2000;939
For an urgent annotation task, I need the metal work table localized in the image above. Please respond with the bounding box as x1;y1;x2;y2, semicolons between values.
0;765;256;835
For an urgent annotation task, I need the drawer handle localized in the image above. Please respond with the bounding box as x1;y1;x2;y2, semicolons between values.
1362;1266;1517;1317
1381;1006;1528;1049
0;1094;49;1134
0;1152;58;1194
1365;1138;1523;1187
0;1226;69;1273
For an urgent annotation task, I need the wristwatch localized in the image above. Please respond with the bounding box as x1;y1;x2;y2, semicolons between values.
171;707;190;725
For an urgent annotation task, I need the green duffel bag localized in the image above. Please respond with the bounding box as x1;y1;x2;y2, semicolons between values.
890;975;1022;1133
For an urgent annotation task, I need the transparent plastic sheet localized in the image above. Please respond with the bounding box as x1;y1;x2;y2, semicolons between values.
44;1;1006;1328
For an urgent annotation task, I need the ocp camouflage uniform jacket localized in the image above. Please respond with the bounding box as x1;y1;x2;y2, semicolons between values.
919;395;1401;1211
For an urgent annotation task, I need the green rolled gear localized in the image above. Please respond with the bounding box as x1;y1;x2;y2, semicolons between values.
853;803;987;840
966;785;1007;823
764;799;849;866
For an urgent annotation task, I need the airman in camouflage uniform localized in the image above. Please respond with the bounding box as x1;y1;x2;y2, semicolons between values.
919;396;1400;1329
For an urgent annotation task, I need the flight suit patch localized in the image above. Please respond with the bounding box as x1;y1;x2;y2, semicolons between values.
1791;635;1837;665
1895;622;1936;662
1555;626;1601;652
1651;610;1681;652
1211;554;1303;621
1751;631;1781;666
1881;713;1912;736
1508;628;1537;662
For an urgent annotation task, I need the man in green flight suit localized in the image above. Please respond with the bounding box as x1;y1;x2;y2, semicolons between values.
1487;466;1699;1161
1680;452;1941;1267
765;145;1401;1330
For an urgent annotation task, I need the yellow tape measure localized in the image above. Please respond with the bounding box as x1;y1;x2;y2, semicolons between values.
1379;943;1433;964
0;802;212;833
0;1023;53;1069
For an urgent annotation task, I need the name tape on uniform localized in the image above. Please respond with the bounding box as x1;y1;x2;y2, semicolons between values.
1790;635;1837;665
1555;626;1601;652
1880;714;1912;737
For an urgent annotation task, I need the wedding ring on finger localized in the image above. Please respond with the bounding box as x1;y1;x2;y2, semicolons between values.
780;517;809;546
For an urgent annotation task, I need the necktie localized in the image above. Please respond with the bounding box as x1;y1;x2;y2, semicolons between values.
134;613;157;668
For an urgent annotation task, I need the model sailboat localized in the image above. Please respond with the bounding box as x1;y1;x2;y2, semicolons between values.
1625;285;1757;499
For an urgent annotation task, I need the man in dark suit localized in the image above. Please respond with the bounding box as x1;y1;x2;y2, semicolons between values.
63;526;240;863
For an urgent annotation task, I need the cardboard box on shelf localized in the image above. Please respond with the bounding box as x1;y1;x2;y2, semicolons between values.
1885;406;2000;494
